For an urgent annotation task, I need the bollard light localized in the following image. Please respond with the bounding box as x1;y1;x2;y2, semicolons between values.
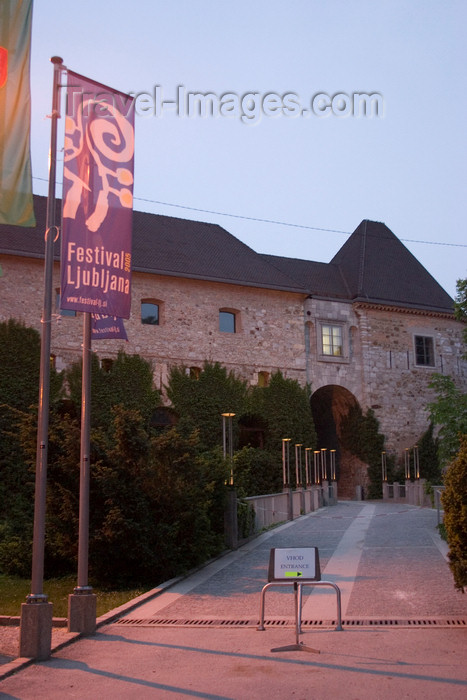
330;449;336;481
305;448;312;486
222;412;235;485
313;451;321;484
295;444;303;487
282;438;291;487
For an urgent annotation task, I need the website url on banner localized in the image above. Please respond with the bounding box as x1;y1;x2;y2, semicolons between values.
129;87;384;124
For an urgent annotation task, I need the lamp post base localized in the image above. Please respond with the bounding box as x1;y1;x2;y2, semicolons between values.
68;590;96;634
19;600;53;660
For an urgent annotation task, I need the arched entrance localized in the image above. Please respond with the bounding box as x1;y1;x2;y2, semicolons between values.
310;385;368;500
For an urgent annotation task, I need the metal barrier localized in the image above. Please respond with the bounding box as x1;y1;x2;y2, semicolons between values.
257;580;343;652
257;547;342;653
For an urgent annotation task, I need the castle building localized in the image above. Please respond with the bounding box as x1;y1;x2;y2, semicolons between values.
1;196;465;496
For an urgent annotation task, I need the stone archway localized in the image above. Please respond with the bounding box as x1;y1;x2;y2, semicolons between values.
310;385;368;500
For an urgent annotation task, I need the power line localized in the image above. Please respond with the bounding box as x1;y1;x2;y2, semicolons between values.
134;195;349;235
33;176;467;248
135;196;467;248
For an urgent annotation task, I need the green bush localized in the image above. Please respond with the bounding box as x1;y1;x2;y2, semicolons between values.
88;416;228;587
0;320;62;577
249;371;316;452
442;434;467;592
417;423;441;483
233;446;282;497
167;362;248;450
66;350;161;428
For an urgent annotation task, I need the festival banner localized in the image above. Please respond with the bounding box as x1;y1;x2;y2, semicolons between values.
61;70;135;318
0;0;35;226
91;314;128;341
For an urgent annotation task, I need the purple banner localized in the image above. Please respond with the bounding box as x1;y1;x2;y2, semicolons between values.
91;314;128;340
61;71;135;318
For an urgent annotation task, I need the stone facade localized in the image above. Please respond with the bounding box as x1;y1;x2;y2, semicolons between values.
304;295;466;453
1;226;466;499
1;254;307;391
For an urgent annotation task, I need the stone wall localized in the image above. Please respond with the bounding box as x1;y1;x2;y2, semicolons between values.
1;255;308;390
356;304;466;451
2;254;466;456
304;295;466;453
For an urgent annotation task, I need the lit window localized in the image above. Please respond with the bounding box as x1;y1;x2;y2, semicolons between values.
219;310;236;333
414;336;435;367
190;366;201;379
321;324;343;356
141;301;159;325
258;371;269;387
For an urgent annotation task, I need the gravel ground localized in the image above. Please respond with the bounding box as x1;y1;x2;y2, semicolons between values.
0;624;70;663
0;624;19;661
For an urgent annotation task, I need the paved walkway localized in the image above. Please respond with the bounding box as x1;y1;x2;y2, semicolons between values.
1;501;466;699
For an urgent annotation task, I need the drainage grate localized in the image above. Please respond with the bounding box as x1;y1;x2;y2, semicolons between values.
114;617;467;629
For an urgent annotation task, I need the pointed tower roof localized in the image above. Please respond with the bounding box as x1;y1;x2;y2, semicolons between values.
330;220;454;313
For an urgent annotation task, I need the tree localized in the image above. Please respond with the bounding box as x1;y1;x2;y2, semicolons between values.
427;375;467;467
454;277;467;356
442;435;467;592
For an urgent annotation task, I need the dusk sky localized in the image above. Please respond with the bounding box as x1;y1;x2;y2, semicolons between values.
29;1;466;298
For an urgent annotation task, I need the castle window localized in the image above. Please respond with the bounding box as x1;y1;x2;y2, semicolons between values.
141;300;160;325
219;310;236;333
101;358;113;373
258;371;270;387
414;335;435;367
321;324;343;357
190;366;201;379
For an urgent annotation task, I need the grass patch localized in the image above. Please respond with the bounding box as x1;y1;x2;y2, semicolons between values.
0;574;150;618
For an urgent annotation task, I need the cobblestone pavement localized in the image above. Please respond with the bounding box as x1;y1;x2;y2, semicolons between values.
129;501;465;623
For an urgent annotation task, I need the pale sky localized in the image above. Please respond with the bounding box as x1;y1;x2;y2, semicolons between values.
29;0;466;298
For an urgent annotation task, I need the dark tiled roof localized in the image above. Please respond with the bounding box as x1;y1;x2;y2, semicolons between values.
262;221;454;313
0;195;305;294
0;197;454;313
330;220;454;313
261;255;350;299
131;208;304;292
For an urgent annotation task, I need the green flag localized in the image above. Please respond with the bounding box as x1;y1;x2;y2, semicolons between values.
0;0;35;226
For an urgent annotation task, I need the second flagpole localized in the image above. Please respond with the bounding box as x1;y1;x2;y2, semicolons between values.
68;311;96;633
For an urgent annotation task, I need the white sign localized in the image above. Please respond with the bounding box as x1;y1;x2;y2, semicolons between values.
269;547;320;581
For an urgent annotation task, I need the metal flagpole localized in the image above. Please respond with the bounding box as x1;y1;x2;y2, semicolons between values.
19;55;63;661
77;312;92;591
68;312;96;633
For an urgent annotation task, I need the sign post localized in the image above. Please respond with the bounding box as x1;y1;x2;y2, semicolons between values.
258;547;342;653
